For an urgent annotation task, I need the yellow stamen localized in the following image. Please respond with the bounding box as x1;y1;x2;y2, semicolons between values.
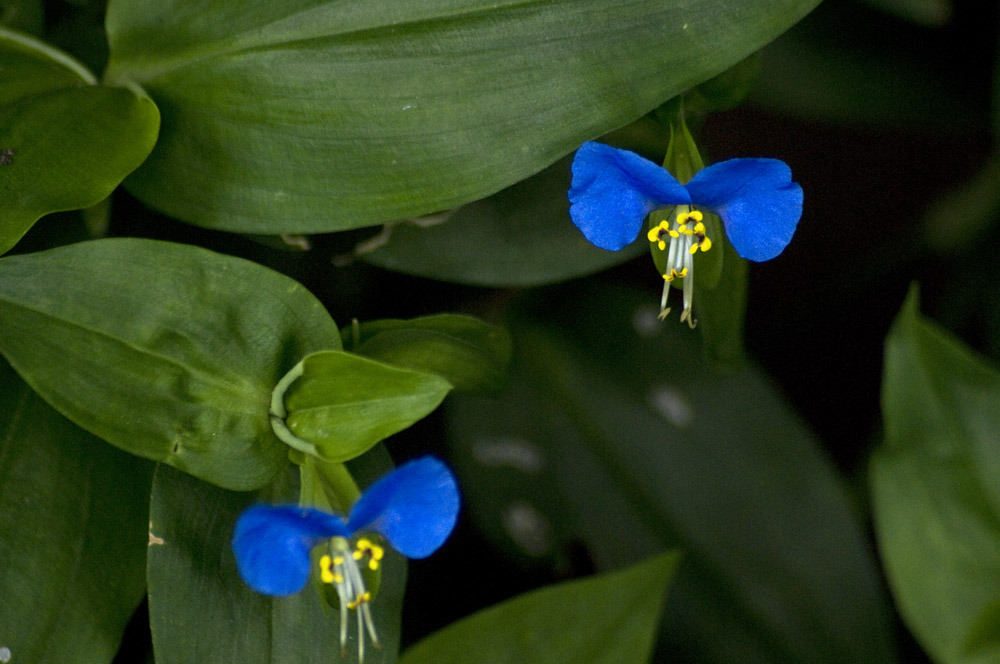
662;268;688;282
320;555;335;584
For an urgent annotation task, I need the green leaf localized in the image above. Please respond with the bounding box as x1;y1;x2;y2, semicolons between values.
447;283;896;663
871;287;1000;664
104;0;819;233
346;314;511;392
147;455;405;664
277;350;452;462
400;552;679;664
0;27;159;255
0;238;340;490
360;156;647;286
0;359;153;664
0;0;43;35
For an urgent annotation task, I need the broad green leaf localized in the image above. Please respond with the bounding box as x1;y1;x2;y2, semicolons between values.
346;314;511;392
0;359;153;664
0;238;340;490
361;156;647;287
147;453;405;664
400;552;679;664
447;283;896;663
278;350;452;462
0;27;159;255
871;288;1000;664
104;0;819;233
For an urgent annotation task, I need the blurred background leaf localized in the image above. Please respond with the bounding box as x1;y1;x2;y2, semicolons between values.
400;552;679;664
0;359;153;663
871;288;1000;664
147;446;406;664
0;27;159;255
104;0;819;234
0;238;339;490
445;283;896;663
0;0;43;35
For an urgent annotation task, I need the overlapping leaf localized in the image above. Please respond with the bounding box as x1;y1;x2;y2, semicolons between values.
0;360;152;664
0;27;159;255
0;238;339;490
105;0;819;233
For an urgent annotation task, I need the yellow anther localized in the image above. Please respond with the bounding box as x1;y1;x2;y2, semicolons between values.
368;559;380;571
693;221;706;235
353;549;364;561
699;236;712;252
333;556;344;566
646;221;671;251
663;268;688;282
347;591;372;610
320;555;335;584
677;210;703;225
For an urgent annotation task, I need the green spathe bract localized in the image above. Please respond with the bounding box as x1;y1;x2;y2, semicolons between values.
273;350;452;462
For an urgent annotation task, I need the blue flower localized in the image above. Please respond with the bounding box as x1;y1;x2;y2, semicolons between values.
232;456;459;659
568;141;803;323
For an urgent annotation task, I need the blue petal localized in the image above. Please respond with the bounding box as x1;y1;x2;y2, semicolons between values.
685;159;803;262
347;456;459;559
568;142;691;251
232;505;348;596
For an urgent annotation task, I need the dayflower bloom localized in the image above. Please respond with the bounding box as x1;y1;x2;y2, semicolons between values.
232;456;460;661
569;141;803;323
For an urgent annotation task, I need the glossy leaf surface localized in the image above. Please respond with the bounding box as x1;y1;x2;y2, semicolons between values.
400;552;679;664
105;0;819;233
0;238;339;490
0;27;159;255
0;360;152;664
871;289;1000;664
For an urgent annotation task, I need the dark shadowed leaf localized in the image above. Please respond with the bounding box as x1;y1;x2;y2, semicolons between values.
0;360;153;664
447;283;896;664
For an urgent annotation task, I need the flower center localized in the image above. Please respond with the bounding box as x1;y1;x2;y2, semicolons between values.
319;537;384;662
646;208;712;327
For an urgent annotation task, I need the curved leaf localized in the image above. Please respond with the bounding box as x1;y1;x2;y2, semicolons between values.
872;288;1000;664
0;27;159;255
0;238;340;490
105;0;819;233
400;552;679;664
